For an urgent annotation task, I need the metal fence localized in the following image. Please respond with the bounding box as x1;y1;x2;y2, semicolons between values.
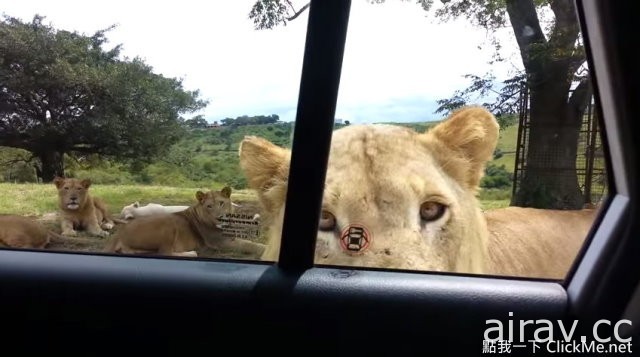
512;85;608;207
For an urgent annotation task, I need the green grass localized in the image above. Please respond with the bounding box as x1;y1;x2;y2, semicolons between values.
480;200;511;210
0;182;511;217
0;183;257;216
492;124;518;173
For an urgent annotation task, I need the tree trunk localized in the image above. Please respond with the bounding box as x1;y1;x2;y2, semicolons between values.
37;150;64;183
512;88;585;209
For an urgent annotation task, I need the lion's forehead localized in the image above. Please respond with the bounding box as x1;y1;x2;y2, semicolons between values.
321;125;468;222
59;179;84;188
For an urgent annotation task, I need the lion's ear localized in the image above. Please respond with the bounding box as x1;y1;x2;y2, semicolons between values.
221;186;232;198
53;176;65;189
423;106;499;189
133;201;140;208
80;179;92;189
196;191;205;202
239;136;291;192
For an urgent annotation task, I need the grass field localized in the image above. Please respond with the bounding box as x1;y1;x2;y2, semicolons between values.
0;182;509;217
493;124;518;173
0;183;259;217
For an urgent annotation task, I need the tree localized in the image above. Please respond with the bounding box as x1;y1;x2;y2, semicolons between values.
248;0;591;209
0;15;208;182
185;115;208;129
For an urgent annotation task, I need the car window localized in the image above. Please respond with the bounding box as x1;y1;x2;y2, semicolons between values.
0;0;305;261
304;0;606;279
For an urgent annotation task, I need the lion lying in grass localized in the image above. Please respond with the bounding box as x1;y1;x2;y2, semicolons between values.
119;202;190;220
0;214;96;249
54;177;116;238
238;106;597;279
103;187;265;258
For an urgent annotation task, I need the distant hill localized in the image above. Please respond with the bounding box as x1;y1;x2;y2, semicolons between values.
0;119;517;191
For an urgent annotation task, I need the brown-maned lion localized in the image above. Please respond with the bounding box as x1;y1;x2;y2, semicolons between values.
238;106;597;279
103;187;265;258
54;177;115;238
0;214;96;249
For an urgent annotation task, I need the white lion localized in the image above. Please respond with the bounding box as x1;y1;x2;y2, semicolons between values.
120;202;190;220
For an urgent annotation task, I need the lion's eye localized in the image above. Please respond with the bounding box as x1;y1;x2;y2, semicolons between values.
218;201;225;208
319;210;336;231
420;201;447;222
207;204;213;209
64;187;69;190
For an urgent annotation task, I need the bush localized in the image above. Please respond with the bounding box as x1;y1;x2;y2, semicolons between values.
493;148;504;160
481;164;512;189
69;167;136;185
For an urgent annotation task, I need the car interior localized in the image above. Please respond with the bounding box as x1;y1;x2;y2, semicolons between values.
1;0;638;355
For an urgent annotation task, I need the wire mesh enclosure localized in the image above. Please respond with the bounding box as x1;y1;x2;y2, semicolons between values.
511;84;608;208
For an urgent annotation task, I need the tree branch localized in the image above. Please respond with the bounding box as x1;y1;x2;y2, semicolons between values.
548;0;580;52
505;0;547;72
568;78;592;116
286;2;310;22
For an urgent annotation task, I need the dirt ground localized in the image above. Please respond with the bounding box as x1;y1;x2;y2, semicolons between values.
37;199;265;260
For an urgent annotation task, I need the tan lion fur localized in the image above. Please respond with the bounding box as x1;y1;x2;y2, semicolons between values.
485;206;597;279
0;214;51;249
54;177;115;238
0;214;96;249
238;106;596;279
103;187;265;257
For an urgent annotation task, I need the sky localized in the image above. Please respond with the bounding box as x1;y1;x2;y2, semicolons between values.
1;0;522;124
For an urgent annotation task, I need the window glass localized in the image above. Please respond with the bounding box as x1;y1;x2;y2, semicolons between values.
283;0;603;279
0;0;306;261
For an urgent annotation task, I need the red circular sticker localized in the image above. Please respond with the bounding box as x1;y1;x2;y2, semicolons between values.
340;224;372;254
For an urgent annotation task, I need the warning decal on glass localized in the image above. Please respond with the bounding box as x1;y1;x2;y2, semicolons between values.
217;213;261;241
339;224;372;254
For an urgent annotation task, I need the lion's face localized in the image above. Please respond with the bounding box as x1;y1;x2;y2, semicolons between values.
120;202;140;219
240;107;499;274
194;187;234;226
54;177;92;211
313;124;485;271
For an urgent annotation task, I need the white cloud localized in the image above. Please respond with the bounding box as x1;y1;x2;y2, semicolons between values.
2;0;521;124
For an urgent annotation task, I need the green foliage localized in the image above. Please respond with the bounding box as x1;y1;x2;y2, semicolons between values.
0;147;37;182
219;114;280;127
481;163;512;189
185;115;208;129
434;73;526;122
0;15;207;180
493;148;504;160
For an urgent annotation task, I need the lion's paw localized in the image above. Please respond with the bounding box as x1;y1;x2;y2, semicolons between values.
63;230;77;237
95;230;110;238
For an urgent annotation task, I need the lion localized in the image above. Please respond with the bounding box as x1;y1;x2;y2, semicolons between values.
238;106;596;279
484;206;597;279
119;202;190;220
103;187;265;258
0;214;97;249
54;177;115;238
